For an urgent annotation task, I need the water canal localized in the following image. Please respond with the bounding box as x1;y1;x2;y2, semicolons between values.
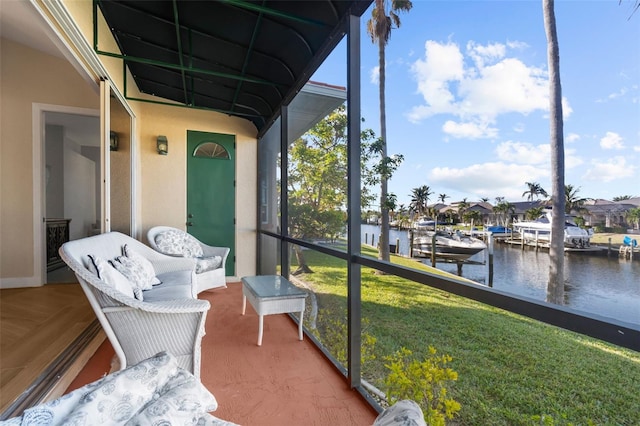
361;224;640;326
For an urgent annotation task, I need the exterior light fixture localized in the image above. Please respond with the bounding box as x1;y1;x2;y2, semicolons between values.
157;135;168;155
110;131;119;151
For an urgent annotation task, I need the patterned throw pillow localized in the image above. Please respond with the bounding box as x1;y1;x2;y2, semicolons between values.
373;400;427;426
110;256;151;299
154;230;185;256
123;244;161;286
181;233;204;258
87;254;135;299
195;256;222;273
128;368;218;425
155;230;204;258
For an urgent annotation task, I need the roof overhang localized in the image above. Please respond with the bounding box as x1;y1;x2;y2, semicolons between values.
96;0;372;136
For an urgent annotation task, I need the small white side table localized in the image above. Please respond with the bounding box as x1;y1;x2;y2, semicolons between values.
241;275;307;346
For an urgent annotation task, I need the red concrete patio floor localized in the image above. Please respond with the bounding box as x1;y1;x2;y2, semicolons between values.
69;282;378;425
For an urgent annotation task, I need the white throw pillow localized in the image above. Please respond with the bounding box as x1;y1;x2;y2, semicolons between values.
123;244;161;285
111;256;152;297
87;254;136;299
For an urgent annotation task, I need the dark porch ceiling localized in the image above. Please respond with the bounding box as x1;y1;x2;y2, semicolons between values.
97;0;372;136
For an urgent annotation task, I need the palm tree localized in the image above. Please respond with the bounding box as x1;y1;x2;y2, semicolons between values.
367;0;412;264
543;0;565;305
564;184;588;214
439;193;449;204
522;181;548;201
409;185;433;218
463;210;482;230
625;207;640;230
525;206;545;220
456;198;469;224
613;195;633;202
493;200;515;226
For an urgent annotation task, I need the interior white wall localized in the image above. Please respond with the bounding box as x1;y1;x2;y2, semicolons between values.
63;148;96;240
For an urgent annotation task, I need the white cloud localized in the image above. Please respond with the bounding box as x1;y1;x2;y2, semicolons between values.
408;40;464;119
634;145;640;152
370;66;380;85
600;132;625;150
495;141;583;169
429;162;547;199
608;87;628;100
583;156;635;182
407;40;571;134
496;141;548;164
442;120;498;139
566;133;580;143
466;41;506;68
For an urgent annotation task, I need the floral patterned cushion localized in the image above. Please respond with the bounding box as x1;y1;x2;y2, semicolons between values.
3;352;238;426
196;256;223;273
128;368;217;425
155;230;204;258
372;400;427;426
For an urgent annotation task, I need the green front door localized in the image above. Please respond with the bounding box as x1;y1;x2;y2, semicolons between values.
187;130;235;275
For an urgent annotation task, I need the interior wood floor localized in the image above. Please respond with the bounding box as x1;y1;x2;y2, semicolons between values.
0;277;95;413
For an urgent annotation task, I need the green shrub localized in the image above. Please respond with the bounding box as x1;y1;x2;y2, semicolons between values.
311;308;377;366
383;347;461;426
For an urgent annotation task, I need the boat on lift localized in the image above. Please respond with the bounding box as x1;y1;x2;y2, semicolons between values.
413;229;487;261
512;208;591;248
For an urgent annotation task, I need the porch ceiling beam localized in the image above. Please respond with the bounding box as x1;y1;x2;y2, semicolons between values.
230;0;265;112
133;75;266;119
97;0;296;83
171;0;190;105
96;49;281;87
219;0;332;27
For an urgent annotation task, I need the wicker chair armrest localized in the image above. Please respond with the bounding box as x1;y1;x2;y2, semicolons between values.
149;256;197;275
200;245;230;260
135;298;210;314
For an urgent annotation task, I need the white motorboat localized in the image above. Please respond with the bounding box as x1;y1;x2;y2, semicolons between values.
413;230;487;261
413;217;436;229
512;208;591;248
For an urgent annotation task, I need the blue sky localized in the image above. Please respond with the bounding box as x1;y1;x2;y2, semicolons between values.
311;0;640;208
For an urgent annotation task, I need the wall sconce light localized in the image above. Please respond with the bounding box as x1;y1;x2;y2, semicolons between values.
157;135;168;155
110;131;119;151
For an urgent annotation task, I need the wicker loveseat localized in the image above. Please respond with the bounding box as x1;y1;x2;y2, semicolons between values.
59;232;210;378
147;226;230;293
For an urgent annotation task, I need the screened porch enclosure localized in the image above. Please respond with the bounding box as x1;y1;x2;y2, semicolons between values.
255;8;639;422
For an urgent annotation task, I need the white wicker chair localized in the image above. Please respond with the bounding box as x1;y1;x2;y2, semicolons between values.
59;232;210;378
147;226;230;293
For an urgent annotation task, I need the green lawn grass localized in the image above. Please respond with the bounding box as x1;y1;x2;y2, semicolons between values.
293;245;640;425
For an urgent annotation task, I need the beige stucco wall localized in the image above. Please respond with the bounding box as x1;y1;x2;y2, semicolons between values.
2;1;259;284
138;102;258;279
110;97;131;234
0;38;99;280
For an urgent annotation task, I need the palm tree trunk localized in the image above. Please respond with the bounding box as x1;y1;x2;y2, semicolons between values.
543;0;565;305
292;244;313;275
378;34;390;265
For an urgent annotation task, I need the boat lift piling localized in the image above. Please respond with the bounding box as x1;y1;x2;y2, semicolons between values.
414;230;494;285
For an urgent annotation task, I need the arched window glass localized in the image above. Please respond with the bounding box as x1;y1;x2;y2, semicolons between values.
193;142;230;159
